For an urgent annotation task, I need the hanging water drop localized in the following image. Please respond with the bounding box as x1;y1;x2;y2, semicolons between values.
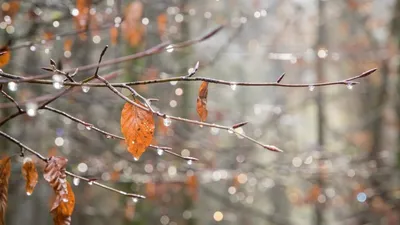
132;197;138;203
26;102;38;117
230;83;237;91
26;191;32;196
7;82;17;91
62;198;69;203
82;85;90;93
134;157;138;161
52;74;64;90
347;83;353;90
73;177;80;186
187;160;193;165
85;125;92;130
157;149;164;156
88;180;93;185
163;117;172;126
106;135;112;139
308;85;315;91
199;124;203;128
228;129;234;134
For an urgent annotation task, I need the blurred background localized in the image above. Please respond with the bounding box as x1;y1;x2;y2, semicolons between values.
0;0;399;224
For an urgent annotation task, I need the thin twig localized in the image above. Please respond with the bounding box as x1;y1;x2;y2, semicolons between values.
1;85;23;112
0;130;145;199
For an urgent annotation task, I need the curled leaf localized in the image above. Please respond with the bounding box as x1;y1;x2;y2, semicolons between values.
44;157;68;213
22;158;38;196
196;81;208;122
51;182;75;225
121;101;155;159
0;156;11;225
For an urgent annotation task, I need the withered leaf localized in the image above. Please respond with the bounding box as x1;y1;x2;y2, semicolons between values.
51;182;75;225
44;157;68;212
196;81;208;122
110;27;118;45
186;175;198;200
21;158;38;196
121;101;155;159
121;1;145;47
157;13;167;38
0;45;10;68
0;156;11;225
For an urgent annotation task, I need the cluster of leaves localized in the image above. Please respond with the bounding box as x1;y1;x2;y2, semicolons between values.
0;156;74;225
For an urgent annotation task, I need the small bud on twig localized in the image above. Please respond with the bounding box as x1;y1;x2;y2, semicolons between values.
232;121;248;129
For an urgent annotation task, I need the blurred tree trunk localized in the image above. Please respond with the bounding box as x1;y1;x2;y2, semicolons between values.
315;0;326;224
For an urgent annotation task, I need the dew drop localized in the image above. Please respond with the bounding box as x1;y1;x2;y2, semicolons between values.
26;102;38;117
7;82;17;91
88;181;93;185
308;85;315;91
228;129;234;134
52;75;64;90
82;85;90;93
134;157;139;161
106;135;112;139
73;177;80;186
157;149;164;156
62;198;69;203
132;197;138;203
26;191;32;196
199;124;203;128
230;83;237;91
347;83;353;90
163;117;172;126
187;160;193;165
85;125;92;130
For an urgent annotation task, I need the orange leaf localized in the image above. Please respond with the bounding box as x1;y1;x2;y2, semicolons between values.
51;182;75;225
120;101;155;159
110;27;118;45
2;1;20;18
186;175;198;200
21;158;38;196
157;13;168;37
64;39;73;52
121;1;145;47
0;45;10;68
0;156;11;225
196;81;208;122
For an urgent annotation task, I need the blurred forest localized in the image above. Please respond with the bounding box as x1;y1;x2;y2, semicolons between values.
0;0;400;225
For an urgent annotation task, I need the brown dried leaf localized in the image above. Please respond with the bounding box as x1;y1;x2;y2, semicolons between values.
121;1;145;47
0;45;10;68
21;158;38;196
44;157;68;212
157;13;168;38
0;156;11;225
186;175;198;200
121;101;155;159
110;27;118;45
196;81;208;122
51;182;75;225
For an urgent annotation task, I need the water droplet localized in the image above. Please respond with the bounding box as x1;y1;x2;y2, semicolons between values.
308;85;315;91
166;45;174;53
347;83;353;90
230;83;237;91
157;149;164;156
26;191;32;196
106;135;112;139
187;160;193;165
228;129;234;134
85;125;92;130
132;197;138;203
199;124;203;128
62;198;69;202
82;85;90;93
52;75;64;90
73;177;80;186
134;157;139;161
26;102;38;117
163;117;172;126
7;82;17;91
88;181;93;185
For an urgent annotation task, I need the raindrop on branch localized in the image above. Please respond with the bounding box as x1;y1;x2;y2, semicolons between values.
157;149;164;156
308;85;315;92
163;117;172;126
82;85;90;93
